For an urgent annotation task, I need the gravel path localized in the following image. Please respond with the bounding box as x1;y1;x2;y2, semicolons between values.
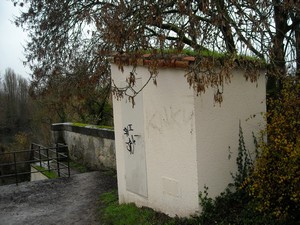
0;171;117;225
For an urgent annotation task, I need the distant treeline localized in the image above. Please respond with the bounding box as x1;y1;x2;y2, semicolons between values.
0;66;114;148
0;68;32;185
0;68;31;139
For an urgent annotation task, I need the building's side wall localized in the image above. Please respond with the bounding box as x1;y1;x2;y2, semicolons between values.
194;70;266;198
111;81;127;204
51;123;116;170
111;65;200;217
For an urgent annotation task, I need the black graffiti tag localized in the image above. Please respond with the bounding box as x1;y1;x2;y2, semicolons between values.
123;124;135;154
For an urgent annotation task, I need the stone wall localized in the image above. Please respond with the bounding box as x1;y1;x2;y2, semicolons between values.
51;123;116;170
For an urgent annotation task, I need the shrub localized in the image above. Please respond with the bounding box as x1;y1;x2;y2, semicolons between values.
197;121;298;225
197;126;281;225
249;77;300;221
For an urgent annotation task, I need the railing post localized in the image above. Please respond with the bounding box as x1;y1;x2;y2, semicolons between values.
67;147;70;177
56;144;61;177
30;143;34;163
46;148;50;172
0;143;71;185
13;152;18;185
38;145;42;167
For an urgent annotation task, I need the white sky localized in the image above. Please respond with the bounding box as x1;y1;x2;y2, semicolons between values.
0;0;30;80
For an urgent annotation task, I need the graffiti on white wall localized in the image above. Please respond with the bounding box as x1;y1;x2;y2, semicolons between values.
123;124;135;154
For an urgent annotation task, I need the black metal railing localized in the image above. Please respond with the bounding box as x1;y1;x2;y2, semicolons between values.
0;143;70;185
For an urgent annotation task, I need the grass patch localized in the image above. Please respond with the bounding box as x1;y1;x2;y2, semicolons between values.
98;190;195;225
69;161;90;173
141;48;223;58
32;165;59;179
100;168;117;178
98;189;289;225
95;125;114;130
69;161;116;175
71;122;87;127
71;122;114;130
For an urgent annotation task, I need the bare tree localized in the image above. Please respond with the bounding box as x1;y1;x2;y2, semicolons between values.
12;0;299;100
0;68;30;133
29;60;112;125
3;68;18;130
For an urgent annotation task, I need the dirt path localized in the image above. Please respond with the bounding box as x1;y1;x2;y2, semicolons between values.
0;171;117;225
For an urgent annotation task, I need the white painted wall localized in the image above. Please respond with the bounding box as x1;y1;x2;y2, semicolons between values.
111;63;266;217
194;69;266;198
142;68;200;216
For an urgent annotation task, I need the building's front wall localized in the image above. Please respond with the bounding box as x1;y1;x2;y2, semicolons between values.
194;69;266;198
111;64;266;217
142;68;200;217
111;65;200;217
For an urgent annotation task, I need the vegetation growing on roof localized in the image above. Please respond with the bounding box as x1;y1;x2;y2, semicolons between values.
112;47;265;107
139;48;266;65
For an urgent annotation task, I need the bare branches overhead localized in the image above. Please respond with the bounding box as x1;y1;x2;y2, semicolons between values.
11;0;299;93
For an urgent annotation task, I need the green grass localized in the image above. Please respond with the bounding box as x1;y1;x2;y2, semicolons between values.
95;125;114;130
98;190;196;225
71;122;87;127
100;168;117;178
69;161;90;173
141;48;222;57
98;189;288;225
71;122;114;130
32;165;59;179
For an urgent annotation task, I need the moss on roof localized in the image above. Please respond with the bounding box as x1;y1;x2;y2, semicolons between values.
113;48;267;69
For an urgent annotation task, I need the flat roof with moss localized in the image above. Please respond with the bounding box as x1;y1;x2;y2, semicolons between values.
111;49;267;69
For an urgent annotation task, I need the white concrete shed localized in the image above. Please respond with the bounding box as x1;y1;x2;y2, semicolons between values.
111;55;266;217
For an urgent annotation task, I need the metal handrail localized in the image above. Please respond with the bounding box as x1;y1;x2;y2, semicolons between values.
0;143;70;185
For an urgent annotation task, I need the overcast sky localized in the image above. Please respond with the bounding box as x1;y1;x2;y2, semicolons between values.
0;0;30;79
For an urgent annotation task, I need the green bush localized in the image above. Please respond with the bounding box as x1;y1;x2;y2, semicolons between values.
197;123;297;225
198;186;283;225
249;78;300;221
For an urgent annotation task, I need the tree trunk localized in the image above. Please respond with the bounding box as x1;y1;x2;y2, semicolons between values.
267;0;289;98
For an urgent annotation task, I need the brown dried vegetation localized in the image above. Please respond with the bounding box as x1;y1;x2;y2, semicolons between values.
12;0;299;105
